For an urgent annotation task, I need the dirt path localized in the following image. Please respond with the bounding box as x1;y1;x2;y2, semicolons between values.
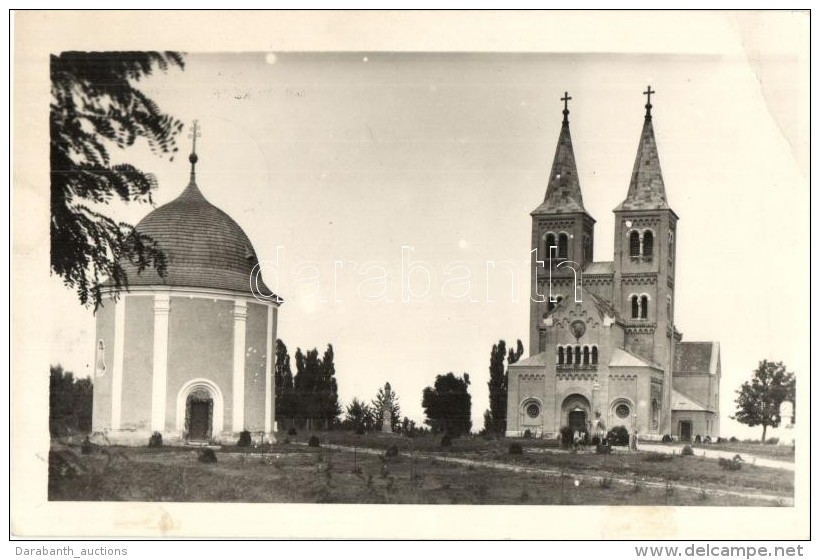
637;443;795;471
323;443;793;506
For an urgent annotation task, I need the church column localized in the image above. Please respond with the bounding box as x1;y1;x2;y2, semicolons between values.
264;304;273;437
232;299;247;434
111;296;126;430
150;294;171;432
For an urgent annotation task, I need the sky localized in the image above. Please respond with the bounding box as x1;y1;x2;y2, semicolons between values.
47;21;808;439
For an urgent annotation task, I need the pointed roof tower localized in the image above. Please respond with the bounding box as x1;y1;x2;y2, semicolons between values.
616;86;670;211
532;92;587;215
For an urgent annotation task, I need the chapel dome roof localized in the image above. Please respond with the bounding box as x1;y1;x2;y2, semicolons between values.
117;174;273;298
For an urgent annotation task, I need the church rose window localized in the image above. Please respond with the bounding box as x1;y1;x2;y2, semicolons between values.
526;403;540;418
616;403;630;419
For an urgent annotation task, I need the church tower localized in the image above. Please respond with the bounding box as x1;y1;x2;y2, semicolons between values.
529;93;595;354
612;87;679;434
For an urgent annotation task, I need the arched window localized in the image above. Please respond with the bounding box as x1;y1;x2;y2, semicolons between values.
591;346;598;365
643;230;654;258
565;345;573;365
640;295;649;319
631;295;639;319
544;233;556;260
557;346;564;365
584;235;592;262
574;346;582;365
558;233;569;259
629;230;641;257
583;346;590;365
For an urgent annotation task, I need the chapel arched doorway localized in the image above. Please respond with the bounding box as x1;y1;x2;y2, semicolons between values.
186;389;214;441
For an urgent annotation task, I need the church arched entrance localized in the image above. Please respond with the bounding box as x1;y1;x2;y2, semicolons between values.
561;394;591;432
175;378;225;440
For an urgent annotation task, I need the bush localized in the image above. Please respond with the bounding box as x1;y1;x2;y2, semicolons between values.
80;436;93;455
718;456;743;471
681;444;694;456
717;437;727;443
355;426;365;435
523;429;532;439
607;425;630;446
385;445;399;458
198;448;217;464
237;430;252;448
508;443;523;455
308;435;320;448
661;434;673;443
694;435;702;443
559;426;574;449
766;437;780;445
287;427;297;436
729;436;738;443
703;436;712;444
440;435;452;448
148;431;163;448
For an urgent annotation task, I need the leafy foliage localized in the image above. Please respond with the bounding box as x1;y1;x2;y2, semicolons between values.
274;339;296;427
279;343;341;430
237;430;252;448
50;51;186;308
372;382;401;432
485;339;524;435
422;372;472;437
148;432;163;448
607;425;630;446
49;364;93;437
732;360;796;441
344;397;377;433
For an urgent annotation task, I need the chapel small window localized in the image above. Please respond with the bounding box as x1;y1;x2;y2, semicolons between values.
574;346;582;365
545;233;556;260
566;345;573;365
629;230;641;257
583;346;590;365
557;346;564;365
558;233;569;259
591;346;598;365
631;295;639;319
640;295;649;319
643;230;654;258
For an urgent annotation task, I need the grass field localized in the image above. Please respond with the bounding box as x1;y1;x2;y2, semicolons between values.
48;432;793;506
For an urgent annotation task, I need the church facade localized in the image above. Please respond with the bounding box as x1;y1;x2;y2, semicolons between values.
506;90;720;441
91;133;280;445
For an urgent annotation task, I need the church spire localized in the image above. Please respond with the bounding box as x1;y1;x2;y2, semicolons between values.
532;92;587;215
616;86;669;211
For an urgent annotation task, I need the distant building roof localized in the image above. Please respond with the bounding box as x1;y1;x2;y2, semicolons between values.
670;389;710;412
609;347;660;369
674;342;720;375
510;352;550;368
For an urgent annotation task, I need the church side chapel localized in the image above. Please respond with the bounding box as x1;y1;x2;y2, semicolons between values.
91;123;281;445
506;89;721;442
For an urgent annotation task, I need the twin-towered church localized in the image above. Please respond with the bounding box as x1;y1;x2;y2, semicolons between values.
90;88;720;444
505;90;720;441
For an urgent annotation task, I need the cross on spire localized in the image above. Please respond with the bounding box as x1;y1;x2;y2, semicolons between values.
561;91;572;124
188;120;201;174
643;85;655;119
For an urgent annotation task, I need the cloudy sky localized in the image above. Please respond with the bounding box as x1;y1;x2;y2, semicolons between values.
45;13;808;438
